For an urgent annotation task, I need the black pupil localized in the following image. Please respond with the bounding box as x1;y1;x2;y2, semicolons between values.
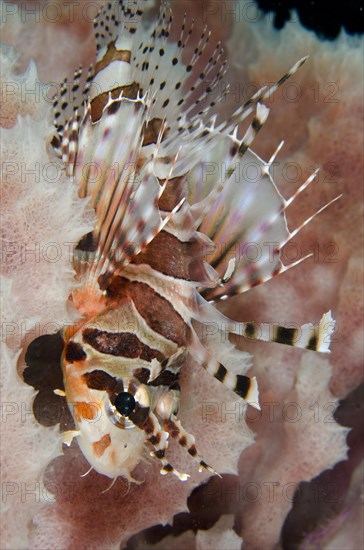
114;392;136;417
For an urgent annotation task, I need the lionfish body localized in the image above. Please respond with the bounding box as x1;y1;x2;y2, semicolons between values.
52;0;335;482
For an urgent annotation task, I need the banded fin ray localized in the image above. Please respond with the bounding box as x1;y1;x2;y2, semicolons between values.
72;92;176;289
213;56;308;137
200;165;341;302
52;63;95;154
195;299;336;354
163;414;218;475
197;143;288;300
189;328;259;409
129;406;189;481
93;0;146;56
179;58;308;198
131;8;227;128
151;57;305;181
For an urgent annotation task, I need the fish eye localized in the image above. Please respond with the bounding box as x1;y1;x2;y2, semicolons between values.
114;391;136;417
105;378;149;430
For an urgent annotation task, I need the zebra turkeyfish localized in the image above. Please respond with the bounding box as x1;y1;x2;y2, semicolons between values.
50;0;336;482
